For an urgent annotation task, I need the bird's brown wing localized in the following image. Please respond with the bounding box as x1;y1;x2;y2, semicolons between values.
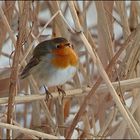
20;41;51;79
20;57;40;79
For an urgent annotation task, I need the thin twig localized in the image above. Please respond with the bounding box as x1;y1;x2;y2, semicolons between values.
1;77;140;105
0;122;58;139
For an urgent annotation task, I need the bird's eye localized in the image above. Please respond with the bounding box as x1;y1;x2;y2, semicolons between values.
56;45;61;48
56;43;71;48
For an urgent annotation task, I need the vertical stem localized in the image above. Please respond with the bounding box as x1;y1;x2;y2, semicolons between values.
6;1;29;139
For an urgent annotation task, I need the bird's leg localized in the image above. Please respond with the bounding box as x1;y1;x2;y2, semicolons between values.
57;86;66;101
57;86;66;95
43;85;53;101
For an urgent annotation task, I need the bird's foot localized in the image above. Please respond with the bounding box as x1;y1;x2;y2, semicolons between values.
43;86;53;101
57;86;66;101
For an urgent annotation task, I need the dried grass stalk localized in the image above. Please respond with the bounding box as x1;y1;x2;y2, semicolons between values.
0;1;30;139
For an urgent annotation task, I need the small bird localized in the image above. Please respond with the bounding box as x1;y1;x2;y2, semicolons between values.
20;37;78;93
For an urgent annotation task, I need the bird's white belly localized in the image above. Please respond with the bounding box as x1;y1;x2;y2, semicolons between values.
37;65;77;87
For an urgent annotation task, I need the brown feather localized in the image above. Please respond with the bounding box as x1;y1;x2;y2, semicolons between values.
20;57;40;79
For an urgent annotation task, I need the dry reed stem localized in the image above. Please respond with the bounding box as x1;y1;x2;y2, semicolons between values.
1;77;140;105
135;1;140;19
48;1;69;38
95;1;114;64
111;84;140;138
98;108;117;138
82;112;93;139
118;25;140;80
81;1;91;84
0;1;15;53
0;122;58;139
0;6;16;47
0;2;30;139
116;1;131;39
129;1;138;30
66;1;140;138
28;76;56;133
133;59;140;129
71;5;90;120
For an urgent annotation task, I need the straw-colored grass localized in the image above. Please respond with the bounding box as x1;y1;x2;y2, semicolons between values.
0;1;140;139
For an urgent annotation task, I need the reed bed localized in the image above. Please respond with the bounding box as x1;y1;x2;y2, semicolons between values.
0;1;140;139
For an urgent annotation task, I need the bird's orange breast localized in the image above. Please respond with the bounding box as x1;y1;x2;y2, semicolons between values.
51;47;78;69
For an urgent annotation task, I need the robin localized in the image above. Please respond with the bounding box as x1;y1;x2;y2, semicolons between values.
20;37;78;96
